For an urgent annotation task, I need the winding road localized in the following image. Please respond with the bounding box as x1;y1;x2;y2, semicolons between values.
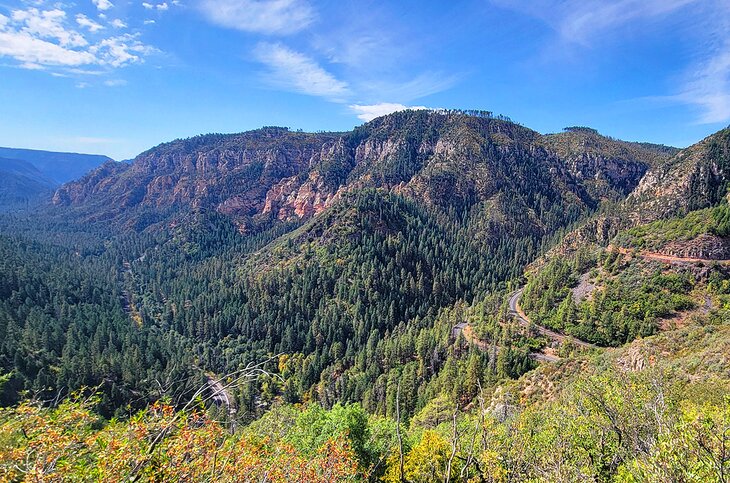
207;375;236;416
453;288;598;364
612;246;730;265
457;246;729;363
509;289;594;349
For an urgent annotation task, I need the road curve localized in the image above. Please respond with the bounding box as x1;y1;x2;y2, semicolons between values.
453;321;560;363
612;246;730;265
509;288;594;349
207;375;236;416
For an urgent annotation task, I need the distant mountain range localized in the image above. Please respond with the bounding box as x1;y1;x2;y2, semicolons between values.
0;157;56;207
0;147;112;209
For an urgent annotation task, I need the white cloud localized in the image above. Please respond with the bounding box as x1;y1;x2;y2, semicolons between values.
104;78;127;86
253;42;349;99
0;30;96;66
143;19;156;24
92;0;114;12
674;41;730;124
110;19;127;29
76;14;104;33
199;0;315;35
143;2;170;10
12;8;87;48
20;61;44;70
92;33;157;68
349;103;429;122
0;7;155;70
67;68;106;75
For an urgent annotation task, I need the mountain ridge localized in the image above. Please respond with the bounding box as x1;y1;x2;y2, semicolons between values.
52;110;676;237
0;147;112;185
0;157;57;209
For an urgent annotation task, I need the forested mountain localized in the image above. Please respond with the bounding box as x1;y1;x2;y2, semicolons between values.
53;110;671;232
0;147;112;185
30;110;675;410
0;158;56;209
558;127;730;249
522;127;730;347
1;110;729;481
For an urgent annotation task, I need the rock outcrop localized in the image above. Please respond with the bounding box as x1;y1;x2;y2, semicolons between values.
662;234;730;260
51;111;679;233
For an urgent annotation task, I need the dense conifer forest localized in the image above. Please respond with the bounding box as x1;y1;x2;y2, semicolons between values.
1;111;729;481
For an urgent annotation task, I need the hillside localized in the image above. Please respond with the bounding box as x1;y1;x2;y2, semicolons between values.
1;111;729;482
541;126;678;201
0;158;56;209
521;166;730;348
27;110;681;412
626;127;730;224
52;111;673;234
1;280;727;482
0;147;112;185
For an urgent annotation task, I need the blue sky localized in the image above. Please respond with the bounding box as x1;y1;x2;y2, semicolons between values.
0;0;728;160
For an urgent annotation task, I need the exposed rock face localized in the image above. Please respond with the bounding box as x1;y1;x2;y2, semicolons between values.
561;152;648;198
553;215;623;252
54;128;340;227
662;234;730;260
541;129;674;203
625;127;730;225
262;173;342;221
52;161;130;206
617;344;651;372
51;111;678;232
544;127;730;261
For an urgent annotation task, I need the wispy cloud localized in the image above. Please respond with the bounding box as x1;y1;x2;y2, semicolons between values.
349;103;430;122
673;16;730;124
309;8;404;72
104;78;128;87
494;0;730;124
360;72;459;104
143;2;170;11
193;1;458;120
199;0;315;35
20;61;44;70
492;0;697;46
253;42;349;100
